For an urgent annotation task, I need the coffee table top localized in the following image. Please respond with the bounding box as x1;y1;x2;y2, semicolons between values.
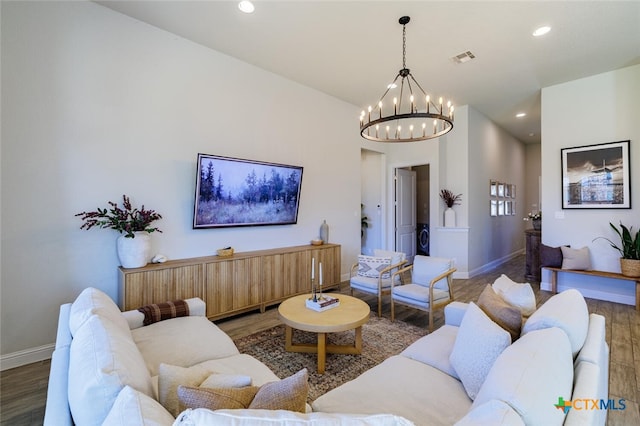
278;293;370;333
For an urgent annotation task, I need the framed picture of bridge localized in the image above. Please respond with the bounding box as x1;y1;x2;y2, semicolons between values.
561;140;630;209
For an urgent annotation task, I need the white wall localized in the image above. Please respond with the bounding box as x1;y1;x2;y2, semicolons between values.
0;1;361;364
540;64;640;301
360;149;384;255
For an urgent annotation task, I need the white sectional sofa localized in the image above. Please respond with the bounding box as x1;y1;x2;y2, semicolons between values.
312;287;609;426
44;287;411;425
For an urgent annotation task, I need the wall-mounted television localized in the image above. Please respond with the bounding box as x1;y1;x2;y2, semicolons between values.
193;153;303;229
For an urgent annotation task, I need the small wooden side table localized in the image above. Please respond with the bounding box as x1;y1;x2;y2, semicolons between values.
278;293;370;374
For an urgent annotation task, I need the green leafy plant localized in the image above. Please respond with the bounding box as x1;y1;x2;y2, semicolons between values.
76;195;162;239
593;222;640;260
439;189;462;208
361;204;369;238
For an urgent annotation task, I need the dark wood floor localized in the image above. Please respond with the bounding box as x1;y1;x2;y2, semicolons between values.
1;255;638;425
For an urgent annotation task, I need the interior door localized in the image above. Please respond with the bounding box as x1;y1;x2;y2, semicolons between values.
395;168;417;263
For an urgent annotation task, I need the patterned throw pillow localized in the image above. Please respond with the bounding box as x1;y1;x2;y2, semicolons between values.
357;255;392;278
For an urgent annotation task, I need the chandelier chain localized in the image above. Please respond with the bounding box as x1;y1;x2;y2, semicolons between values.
402;23;406;69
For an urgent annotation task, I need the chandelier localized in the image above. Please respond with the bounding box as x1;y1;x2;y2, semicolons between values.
359;16;454;142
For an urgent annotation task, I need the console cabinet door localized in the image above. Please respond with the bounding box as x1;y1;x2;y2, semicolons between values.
120;265;202;311
204;257;261;319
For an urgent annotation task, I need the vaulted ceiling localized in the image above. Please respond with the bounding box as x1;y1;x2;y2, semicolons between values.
97;1;640;144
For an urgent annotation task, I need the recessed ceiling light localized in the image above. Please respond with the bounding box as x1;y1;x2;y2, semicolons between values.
533;26;551;37
516;112;526;118
238;1;255;14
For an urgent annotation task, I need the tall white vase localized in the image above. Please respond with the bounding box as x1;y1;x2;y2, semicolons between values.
444;208;456;227
116;231;151;268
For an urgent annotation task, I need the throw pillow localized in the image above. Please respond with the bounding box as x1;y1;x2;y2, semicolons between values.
137;299;189;326
561;246;591;270
357;255;392;278
200;373;252;389
176;368;309;413
540;244;566;268
158;363;213;417
521;288;588;357
476;284;522;342
449;303;511;400
69;287;130;336
177;385;259;410
491;274;536;317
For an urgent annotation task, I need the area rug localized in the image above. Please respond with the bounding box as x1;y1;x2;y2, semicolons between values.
233;315;428;402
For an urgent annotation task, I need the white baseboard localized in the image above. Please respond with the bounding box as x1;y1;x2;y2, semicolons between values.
468;249;525;278
0;343;54;371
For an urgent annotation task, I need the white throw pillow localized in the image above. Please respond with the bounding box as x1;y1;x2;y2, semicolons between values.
69;314;154;426
200;373;252;389
449;302;511;400
454;399;524;426
472;327;573;426
492;274;537;317
174;408;415;425
158;363;214;417
103;385;174;426
357;255;392;278
69;287;129;336
373;249;405;266
561;246;592;270
522;288;589;357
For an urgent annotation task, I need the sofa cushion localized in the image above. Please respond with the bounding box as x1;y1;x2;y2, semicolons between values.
312;355;472;425
69;287;129;336
450;302;511;400
102;385;174;426
492;275;536;317
454;399;524;426
476;284;522;342
174;409;415;425
522;289;589;357
131;316;240;376
400;324;459;379
565;361;607;426
472;327;573;426
357;255;392;278
69;314;154;426
561;246;591;270
178;369;308;413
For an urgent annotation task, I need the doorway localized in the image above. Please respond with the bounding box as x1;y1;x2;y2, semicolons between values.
395;164;430;263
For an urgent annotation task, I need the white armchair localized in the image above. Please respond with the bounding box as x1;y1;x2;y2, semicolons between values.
350;250;407;317
390;255;456;332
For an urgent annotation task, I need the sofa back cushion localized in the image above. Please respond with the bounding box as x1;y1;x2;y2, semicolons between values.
522;289;588;357
472;327;573;426
69;314;154;426
69;287;129;336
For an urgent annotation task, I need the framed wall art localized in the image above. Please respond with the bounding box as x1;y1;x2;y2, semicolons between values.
561;140;631;209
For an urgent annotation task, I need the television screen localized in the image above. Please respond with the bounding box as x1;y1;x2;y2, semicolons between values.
193;153;303;228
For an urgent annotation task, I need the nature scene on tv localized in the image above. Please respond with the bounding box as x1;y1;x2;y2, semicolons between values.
194;155;303;228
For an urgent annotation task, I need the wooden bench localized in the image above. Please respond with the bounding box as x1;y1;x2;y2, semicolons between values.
542;266;640;310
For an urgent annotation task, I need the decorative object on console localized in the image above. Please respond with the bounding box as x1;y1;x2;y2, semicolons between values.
76;195;162;268
440;189;461;227
561;140;631;209
320;219;329;243
217;247;234;257
523;211;541;230
359;16;454;142
593;221;640;277
193;153;303;229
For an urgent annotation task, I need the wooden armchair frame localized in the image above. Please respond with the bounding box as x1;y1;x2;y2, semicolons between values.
390;263;456;332
350;259;408;317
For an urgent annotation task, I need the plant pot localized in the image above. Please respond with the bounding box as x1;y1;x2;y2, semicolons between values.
532;219;541;231
620;258;640;278
117;232;151;268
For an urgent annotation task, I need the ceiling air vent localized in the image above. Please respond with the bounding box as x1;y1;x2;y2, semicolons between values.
451;51;476;64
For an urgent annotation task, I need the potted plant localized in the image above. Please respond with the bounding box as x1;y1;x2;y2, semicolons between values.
524;211;542;230
440;189;462;227
593;222;640;277
76;195;162;268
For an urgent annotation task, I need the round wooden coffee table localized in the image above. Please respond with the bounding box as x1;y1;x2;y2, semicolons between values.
278;293;370;374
